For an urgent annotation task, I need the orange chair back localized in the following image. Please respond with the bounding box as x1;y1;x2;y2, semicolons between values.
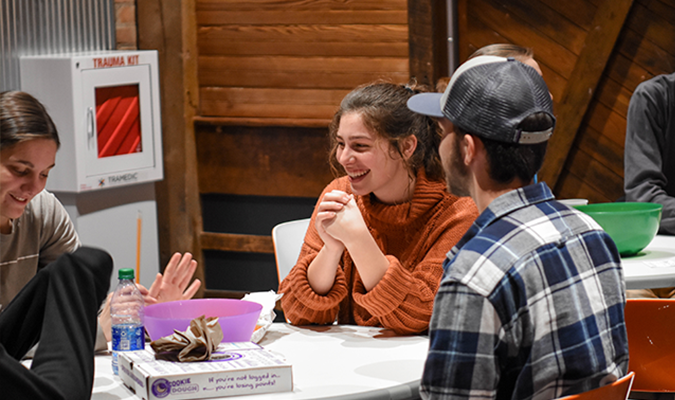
557;372;634;400
625;298;675;392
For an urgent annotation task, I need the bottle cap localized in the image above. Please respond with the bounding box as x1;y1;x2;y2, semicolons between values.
118;268;135;280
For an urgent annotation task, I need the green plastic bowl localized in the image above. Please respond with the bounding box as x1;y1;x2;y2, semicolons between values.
573;202;662;257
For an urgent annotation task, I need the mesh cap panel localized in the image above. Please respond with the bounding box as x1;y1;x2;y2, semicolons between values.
443;58;555;144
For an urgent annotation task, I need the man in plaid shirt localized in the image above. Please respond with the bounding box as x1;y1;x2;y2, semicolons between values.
407;56;628;399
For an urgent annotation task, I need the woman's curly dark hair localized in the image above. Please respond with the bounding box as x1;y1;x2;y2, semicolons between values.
327;80;444;182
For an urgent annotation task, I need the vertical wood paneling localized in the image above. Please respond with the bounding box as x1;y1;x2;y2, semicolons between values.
0;0;115;91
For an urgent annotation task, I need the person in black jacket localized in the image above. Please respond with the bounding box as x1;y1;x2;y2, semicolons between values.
0;247;113;399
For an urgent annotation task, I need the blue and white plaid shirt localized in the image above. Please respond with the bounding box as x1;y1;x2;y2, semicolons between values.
421;183;628;400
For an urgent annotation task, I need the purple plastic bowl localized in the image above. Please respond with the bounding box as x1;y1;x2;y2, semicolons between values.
144;299;262;342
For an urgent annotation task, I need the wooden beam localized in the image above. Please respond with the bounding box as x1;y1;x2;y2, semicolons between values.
456;0;470;63
537;0;634;187
408;0;448;85
194;116;331;129
200;232;274;254
137;0;205;297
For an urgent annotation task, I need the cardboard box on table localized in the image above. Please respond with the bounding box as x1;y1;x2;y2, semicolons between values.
119;342;293;400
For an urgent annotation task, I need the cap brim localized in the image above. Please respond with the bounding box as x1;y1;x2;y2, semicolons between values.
407;93;445;118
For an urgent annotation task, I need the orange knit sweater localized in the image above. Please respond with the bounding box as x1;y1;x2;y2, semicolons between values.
278;171;479;334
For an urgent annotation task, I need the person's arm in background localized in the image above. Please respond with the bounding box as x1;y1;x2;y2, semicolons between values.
625;76;675;234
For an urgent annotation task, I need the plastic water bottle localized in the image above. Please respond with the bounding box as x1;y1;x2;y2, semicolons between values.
111;268;145;375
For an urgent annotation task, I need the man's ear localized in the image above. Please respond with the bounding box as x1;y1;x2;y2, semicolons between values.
462;133;477;166
401;134;418;160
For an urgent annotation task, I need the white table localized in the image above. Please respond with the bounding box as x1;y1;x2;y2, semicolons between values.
91;323;429;400
621;235;675;290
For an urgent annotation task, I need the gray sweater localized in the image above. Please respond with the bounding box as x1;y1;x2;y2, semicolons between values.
0;190;80;308
625;72;675;234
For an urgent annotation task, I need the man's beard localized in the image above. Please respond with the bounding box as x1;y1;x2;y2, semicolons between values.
444;134;470;198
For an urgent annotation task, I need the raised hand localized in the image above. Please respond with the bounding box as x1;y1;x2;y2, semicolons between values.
100;253;201;342
142;252;201;305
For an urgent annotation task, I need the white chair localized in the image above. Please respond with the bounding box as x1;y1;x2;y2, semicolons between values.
271;218;311;284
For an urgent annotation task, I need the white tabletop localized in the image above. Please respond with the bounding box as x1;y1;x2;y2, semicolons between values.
621;235;675;290
91;323;429;400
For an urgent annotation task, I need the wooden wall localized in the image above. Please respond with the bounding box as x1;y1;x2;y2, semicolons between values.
457;0;675;204
195;0;409;127
563;0;675;202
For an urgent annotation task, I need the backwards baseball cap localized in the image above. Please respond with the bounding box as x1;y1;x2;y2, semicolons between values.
407;55;555;144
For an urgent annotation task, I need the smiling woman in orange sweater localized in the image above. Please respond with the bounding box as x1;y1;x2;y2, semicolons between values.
278;82;478;335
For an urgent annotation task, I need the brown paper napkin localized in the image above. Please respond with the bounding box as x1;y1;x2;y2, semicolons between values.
150;315;223;362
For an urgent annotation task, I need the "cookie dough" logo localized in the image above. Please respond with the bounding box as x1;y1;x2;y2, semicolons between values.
151;377;199;398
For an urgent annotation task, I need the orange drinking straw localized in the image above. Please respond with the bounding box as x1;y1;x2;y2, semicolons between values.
136;211;142;284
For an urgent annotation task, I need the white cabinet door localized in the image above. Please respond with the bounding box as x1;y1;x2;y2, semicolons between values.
81;64;157;177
